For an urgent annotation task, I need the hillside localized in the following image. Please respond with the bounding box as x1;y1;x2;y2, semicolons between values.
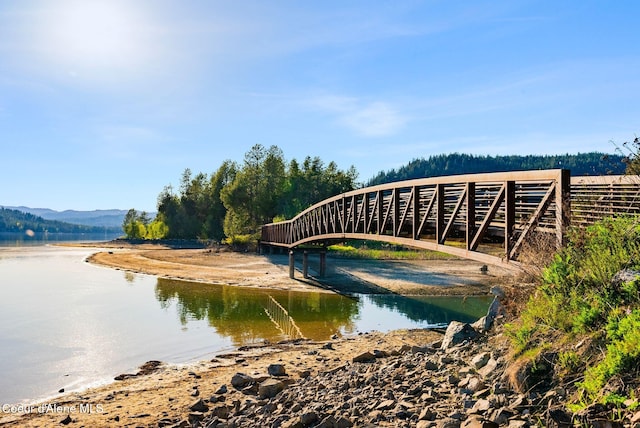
4;206;131;228
367;152;625;185
0;207;121;234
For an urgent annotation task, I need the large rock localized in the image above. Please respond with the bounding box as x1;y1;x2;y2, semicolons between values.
268;363;287;376
352;351;376;363
258;378;285;399
441;321;479;349
231;373;254;389
189;398;208;412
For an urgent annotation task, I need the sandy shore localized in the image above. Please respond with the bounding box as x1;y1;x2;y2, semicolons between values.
0;243;514;427
81;242;512;296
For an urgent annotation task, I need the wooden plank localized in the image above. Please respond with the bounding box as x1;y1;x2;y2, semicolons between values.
436;184;445;244
417;187;437;238
440;186;467;244
505;181;515;259
470;184;506;250
466;182;476;250
509;183;555;259
412;185;420;239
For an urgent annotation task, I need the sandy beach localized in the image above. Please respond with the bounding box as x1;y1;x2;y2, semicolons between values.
0;243;513;427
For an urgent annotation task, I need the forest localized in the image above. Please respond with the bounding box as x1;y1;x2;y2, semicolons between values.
367;152;626;185
0;207;120;234
122;144;358;242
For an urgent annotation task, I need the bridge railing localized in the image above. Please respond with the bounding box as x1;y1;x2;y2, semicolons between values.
262;169;573;266
570;175;640;227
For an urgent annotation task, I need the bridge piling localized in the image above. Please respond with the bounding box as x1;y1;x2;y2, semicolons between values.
288;250;295;279
303;251;309;279
319;251;326;277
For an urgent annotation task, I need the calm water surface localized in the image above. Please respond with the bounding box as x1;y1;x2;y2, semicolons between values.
0;245;490;405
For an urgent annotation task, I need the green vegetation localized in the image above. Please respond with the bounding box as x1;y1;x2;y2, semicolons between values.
617;136;640;175
368;152;625;185
327;242;453;260
506;215;640;407
0;207;120;235
123;144;358;241
121;209;168;239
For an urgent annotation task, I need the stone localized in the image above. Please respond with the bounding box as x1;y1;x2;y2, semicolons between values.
60;415;72;425
461;417;498;428
419;407;436;420
298;370;311;378
300;411;318;426
436;417;461;428
469;399;491;414
215;384;228;394
188;412;205;424
258;378;285;399
546;407;573;428
441;322;479;350
611;269;640;288
352;351;376;363
477;358;498;379
189;398;208;413
211;404;230;419
335;416;354;427
471;352;491;370
316;415;337;428
425;360;439;371
373;349;388;358
231;373;254;389
376;399;395;410
268;364;287;376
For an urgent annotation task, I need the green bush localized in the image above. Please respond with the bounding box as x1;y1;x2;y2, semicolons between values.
581;309;640;399
507;215;640;405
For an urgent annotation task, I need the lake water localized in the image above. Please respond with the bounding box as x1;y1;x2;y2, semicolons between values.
0;245;491;405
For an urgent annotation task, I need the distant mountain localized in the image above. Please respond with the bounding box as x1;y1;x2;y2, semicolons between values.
0;207;122;234
3;206;144;228
367;152;626;186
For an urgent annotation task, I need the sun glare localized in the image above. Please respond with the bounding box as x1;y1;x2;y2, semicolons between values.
35;0;154;80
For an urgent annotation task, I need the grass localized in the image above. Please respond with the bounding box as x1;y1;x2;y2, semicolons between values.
505;215;640;408
326;241;455;260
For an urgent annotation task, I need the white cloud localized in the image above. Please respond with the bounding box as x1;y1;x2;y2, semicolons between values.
310;95;407;137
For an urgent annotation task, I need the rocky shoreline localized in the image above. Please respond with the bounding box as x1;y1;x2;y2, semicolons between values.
177;320;640;428
4;311;639;427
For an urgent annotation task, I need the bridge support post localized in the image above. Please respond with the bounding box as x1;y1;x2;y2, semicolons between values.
319;251;326;278
289;250;295;279
303;251;309;278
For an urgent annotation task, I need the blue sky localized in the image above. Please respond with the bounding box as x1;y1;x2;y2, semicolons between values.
1;1;639;212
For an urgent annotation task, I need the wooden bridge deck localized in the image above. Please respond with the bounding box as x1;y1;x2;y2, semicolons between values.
261;170;640;267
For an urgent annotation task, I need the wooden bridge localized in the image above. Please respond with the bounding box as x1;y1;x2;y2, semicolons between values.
261;169;640;271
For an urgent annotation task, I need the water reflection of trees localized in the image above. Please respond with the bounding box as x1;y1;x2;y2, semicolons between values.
154;278;360;345
363;294;491;325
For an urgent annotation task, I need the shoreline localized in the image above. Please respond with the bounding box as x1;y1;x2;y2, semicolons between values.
0;329;443;427
74;240;513;296
0;242;515;427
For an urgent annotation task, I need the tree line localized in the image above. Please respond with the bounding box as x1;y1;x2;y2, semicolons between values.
122;144;358;242
367;152;627;186
0;208;120;234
